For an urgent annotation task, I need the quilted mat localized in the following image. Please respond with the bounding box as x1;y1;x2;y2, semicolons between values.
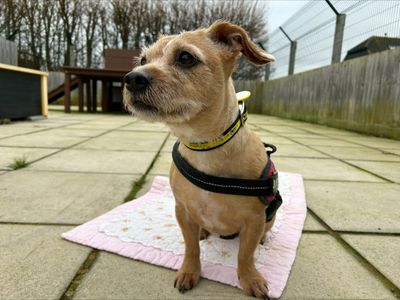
62;173;306;298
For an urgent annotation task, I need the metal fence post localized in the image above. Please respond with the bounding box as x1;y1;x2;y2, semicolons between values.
332;14;346;63
279;26;297;76
289;41;297;75
325;0;346;64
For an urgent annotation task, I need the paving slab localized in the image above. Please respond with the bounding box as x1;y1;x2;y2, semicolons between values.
338;136;400;149
273;157;384;182
85;119;135;126
342;234;400;288
311;146;400;162
149;152;172;176
247;115;290;125
161;137;178;153
0;131;87;148
64;123;131;130
48;128;107;137
252;131;297;145
257;125;310;134
385;149;400;156
0;225;91;299
272;143;328;158
28;149;157;174
76;131;168;151
275;132;328;139
281;234;395;299
0;170;136;224
346;160;400;183
0;147;59;169
293;124;367;137
119;120;169;132
305;181;400;233
0;125;44;138
289;137;364;147
73;251;246;300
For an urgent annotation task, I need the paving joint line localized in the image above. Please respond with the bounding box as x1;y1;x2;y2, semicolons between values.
15;169;143;176
0;221;80;226
58;131;171;300
303;229;400;236
252;124;395;183
307;208;400;297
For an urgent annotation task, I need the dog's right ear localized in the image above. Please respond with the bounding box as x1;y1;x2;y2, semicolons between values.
207;21;275;65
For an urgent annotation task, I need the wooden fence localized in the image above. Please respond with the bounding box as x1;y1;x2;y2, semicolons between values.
0;38;17;66
235;48;400;140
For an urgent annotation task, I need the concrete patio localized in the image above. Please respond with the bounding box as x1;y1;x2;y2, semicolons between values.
0;111;399;299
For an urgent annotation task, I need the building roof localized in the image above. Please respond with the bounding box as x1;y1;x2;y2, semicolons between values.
344;36;400;61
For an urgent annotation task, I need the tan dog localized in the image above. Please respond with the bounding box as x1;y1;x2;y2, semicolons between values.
123;21;275;298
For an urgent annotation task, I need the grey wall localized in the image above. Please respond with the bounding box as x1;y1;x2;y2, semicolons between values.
235;48;400;140
48;71;65;91
0;39;17;66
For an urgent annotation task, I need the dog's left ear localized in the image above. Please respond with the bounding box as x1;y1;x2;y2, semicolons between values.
207;21;275;65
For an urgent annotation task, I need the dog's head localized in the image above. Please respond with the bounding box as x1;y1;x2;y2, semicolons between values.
123;21;274;124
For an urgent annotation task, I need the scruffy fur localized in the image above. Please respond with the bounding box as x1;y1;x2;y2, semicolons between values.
123;21;275;298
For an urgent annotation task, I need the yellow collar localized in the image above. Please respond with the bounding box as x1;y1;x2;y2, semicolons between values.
183;91;250;151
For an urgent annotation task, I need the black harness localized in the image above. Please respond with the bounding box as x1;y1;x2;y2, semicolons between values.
172;141;283;226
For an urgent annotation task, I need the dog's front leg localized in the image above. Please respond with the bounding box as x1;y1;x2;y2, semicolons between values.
174;203;201;293
238;217;270;299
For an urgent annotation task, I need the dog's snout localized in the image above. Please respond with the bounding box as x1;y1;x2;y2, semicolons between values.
124;71;152;92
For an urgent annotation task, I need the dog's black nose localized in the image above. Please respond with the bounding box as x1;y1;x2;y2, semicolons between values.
123;71;152;92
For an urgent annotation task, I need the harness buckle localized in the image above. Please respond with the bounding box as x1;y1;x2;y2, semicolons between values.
272;171;279;195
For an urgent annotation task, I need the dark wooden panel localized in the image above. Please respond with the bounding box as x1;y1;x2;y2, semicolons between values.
0;69;41;119
104;49;140;71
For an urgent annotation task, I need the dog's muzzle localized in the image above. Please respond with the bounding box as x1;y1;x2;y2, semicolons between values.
123;71;152;93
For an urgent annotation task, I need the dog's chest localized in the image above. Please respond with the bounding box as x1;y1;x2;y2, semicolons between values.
188;190;228;231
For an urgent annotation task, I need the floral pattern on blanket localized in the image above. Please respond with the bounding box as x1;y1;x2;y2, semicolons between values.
100;173;292;268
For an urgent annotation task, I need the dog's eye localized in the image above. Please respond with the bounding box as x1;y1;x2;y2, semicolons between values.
140;57;146;65
177;52;197;67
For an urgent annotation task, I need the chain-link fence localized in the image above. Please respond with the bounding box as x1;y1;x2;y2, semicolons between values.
266;0;400;79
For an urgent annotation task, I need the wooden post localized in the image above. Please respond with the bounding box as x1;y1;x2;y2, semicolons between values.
101;80;108;112
92;79;97;112
108;80;113;112
64;72;71;113
40;74;48;117
86;79;92;112
78;76;84;112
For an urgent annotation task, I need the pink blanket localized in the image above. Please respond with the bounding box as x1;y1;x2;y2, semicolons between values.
62;173;306;298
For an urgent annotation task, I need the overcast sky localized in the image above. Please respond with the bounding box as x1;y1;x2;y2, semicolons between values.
268;0;309;32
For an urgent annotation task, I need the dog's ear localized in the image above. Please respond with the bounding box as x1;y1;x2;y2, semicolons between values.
207;21;274;65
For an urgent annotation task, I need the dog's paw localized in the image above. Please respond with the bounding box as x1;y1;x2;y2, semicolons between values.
239;272;270;299
174;269;200;293
200;228;210;240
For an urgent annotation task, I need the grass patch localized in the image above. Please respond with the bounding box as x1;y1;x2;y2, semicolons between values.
123;175;147;202
8;156;29;170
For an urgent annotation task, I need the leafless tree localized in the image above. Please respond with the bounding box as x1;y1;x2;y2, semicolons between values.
1;0;269;79
111;0;136;49
58;0;82;66
0;0;23;41
83;0;101;67
21;0;44;68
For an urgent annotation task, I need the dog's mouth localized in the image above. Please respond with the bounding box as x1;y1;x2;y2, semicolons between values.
131;99;158;112
124;87;205;123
